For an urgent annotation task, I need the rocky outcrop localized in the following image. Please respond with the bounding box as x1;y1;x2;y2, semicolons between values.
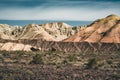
0;39;120;52
18;24;56;41
0;42;32;51
0;24;22;39
64;14;120;43
0;22;83;41
40;22;75;41
19;22;83;41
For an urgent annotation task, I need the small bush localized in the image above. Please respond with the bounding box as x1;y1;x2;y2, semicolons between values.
30;54;43;64
26;70;34;75
118;63;120;68
106;60;113;64
86;58;98;69
2;51;10;57
68;54;77;62
112;73;120;79
14;51;25;55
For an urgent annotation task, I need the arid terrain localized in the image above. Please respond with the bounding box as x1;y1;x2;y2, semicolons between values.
0;50;120;80
0;14;120;80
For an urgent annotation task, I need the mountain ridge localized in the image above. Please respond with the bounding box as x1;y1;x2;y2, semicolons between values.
64;14;120;43
0;14;120;43
0;22;84;41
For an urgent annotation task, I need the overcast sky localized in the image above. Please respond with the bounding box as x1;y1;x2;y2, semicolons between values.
0;0;120;21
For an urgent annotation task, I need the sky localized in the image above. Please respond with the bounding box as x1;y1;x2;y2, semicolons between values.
0;0;120;21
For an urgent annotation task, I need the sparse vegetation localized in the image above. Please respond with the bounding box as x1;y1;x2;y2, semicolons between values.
30;54;43;64
0;50;119;80
86;58;98;69
68;54;77;62
112;73;120;79
106;59;113;64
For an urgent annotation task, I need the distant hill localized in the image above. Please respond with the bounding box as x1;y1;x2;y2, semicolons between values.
64;14;120;43
0;22;85;41
0;14;120;51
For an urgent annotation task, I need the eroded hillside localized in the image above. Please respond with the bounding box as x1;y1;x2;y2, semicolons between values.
0;22;85;41
0;39;120;52
64;14;120;43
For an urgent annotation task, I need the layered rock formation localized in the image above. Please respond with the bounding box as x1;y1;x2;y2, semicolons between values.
0;42;32;51
0;24;22;39
0;22;82;41
40;22;75;41
18;24;56;41
0;39;120;52
64;14;120;43
0;14;120;51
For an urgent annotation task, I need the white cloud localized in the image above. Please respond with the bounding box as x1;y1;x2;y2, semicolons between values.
0;5;120;21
